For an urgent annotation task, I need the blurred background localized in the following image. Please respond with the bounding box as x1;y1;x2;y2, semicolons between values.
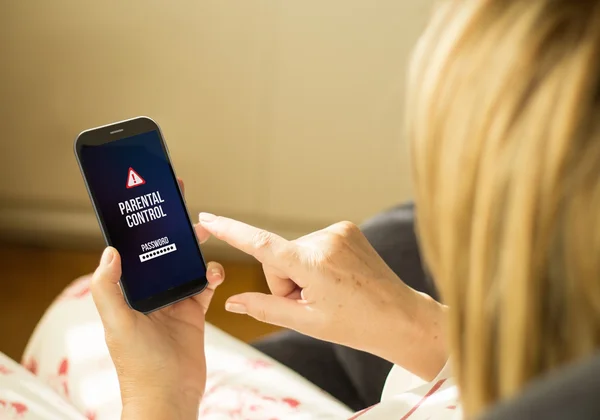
0;1;432;362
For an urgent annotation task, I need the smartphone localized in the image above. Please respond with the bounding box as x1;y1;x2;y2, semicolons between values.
74;116;208;313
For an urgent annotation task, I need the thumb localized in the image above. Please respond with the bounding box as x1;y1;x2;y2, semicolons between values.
91;247;135;327
225;293;306;329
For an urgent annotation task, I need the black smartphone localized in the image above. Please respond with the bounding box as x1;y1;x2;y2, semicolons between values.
74;116;208;313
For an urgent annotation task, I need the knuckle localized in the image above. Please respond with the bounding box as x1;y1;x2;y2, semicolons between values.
336;221;359;236
273;241;298;264
328;235;345;251
321;221;361;258
325;221;356;245
321;231;344;254
252;229;274;252
255;306;268;323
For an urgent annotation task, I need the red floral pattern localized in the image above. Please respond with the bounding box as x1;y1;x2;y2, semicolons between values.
282;397;300;408
57;358;70;397
200;381;303;419
46;357;71;399
15;285;360;419
22;357;38;376
247;359;272;369
58;277;92;301
0;365;12;375
0;399;29;418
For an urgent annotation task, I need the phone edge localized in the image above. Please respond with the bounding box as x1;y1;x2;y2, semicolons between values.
73;121;138;312
143;118;209;314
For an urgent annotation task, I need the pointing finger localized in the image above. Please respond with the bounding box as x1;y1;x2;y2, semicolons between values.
198;213;298;271
194;223;212;244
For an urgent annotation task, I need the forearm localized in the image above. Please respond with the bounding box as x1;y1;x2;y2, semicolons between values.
369;287;450;381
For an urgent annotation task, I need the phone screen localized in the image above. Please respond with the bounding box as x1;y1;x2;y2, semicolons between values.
78;128;206;310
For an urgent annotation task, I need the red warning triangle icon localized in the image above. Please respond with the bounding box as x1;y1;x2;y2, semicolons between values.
126;167;146;189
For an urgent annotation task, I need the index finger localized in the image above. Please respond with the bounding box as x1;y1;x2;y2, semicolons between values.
194;223;212;244
199;213;296;269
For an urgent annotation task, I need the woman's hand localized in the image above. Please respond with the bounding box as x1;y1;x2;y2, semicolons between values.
197;213;448;380
91;248;224;420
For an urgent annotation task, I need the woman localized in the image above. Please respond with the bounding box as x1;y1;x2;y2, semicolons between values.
90;0;600;418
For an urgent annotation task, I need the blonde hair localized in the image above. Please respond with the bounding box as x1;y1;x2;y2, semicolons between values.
408;0;600;416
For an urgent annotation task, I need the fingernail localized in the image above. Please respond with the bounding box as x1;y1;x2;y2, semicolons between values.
101;248;114;266
199;212;217;223
225;302;247;314
210;267;222;280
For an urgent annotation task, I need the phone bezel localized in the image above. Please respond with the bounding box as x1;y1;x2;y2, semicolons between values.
74;116;208;314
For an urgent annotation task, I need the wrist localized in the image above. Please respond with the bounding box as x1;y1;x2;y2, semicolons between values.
120;386;201;420
371;286;449;381
122;398;199;420
410;292;449;380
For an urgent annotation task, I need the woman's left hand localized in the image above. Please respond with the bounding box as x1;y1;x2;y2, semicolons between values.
91;247;224;420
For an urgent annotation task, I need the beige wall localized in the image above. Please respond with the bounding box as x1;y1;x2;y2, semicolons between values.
0;1;433;258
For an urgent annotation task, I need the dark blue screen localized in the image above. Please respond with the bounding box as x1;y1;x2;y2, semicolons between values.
80;130;206;302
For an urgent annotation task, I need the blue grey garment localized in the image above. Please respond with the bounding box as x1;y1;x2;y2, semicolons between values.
252;202;438;411
480;352;600;420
